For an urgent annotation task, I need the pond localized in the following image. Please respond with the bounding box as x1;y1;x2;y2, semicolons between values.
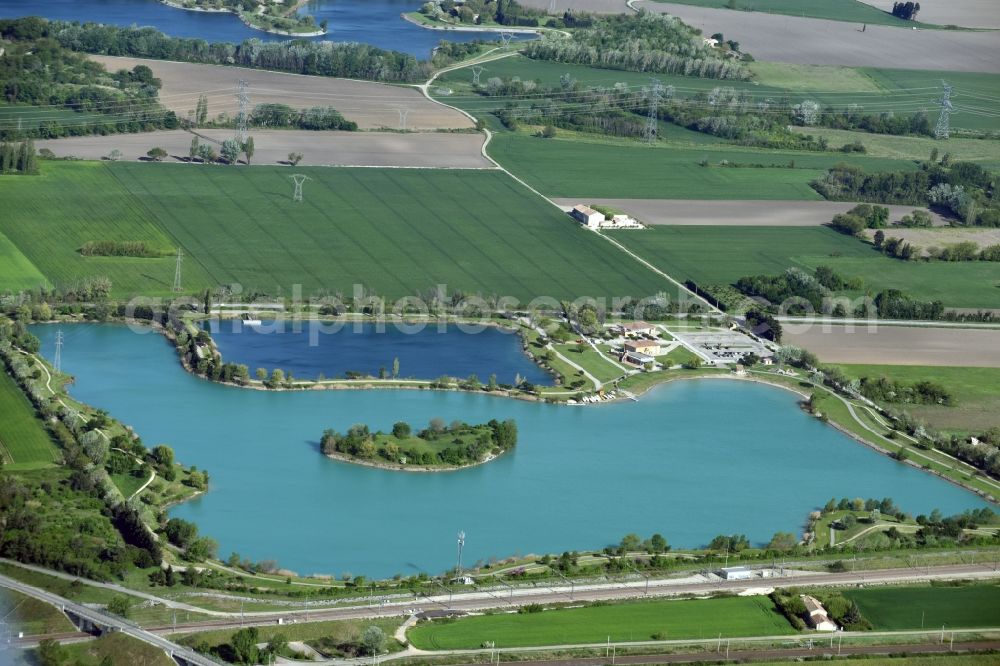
33;324;988;579
0;0;535;57
203;319;553;385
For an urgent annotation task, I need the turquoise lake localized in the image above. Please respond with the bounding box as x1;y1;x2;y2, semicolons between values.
33;324;988;578
204;320;553;385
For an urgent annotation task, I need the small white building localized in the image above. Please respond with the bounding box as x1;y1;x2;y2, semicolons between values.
703;37;719;48
617;321;658;337
570;204;605;229
622;350;655;367
719;566;753;580
801;595;839;631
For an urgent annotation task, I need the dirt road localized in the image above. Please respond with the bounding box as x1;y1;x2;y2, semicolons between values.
35;130;493;168
88;55;473;130
553;199;943;226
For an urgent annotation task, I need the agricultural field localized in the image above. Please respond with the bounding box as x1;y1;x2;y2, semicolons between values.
0;369;59;470
556;199;941;227
608;226;1000;308
0;161;680;302
858;0;1000;29
844;584;1000;630
649;0;930;26
87;55;472;131
0;161;200;298
488;133;913;200
833;364;1000;433
407;595;795;649
640;3;1000;72
0;229;49;293
34;130;493;169
0;104;96;132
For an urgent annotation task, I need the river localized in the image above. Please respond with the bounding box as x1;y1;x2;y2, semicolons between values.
0;0;534;57
33;324;988;578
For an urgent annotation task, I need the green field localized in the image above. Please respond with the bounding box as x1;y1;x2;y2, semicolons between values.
553;343;626;383
789;127;1000;166
0;589;75;636
651;0;931;27
834;364;1000;433
408;596;795;648
609;226;1000;308
0;161;680;302
0;228;49;293
488;132;920;199
0;162;193;297
0;370;58;469
845;584;1000;631
0;104;101;132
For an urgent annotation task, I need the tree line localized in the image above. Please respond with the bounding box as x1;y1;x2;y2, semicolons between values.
2;18;432;83
0;140;38;174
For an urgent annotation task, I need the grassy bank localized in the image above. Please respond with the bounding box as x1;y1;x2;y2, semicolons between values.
0;368;59;470
833;365;1000;434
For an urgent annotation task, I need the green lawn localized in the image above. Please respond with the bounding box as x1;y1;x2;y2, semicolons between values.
0;228;49;293
553;343;626;383
0;162;193;297
488;132;918;199
833;364;1000;434
789;127;1000;166
0;589;76;636
408;595;795;649
0;370;58;469
61;632;176;666
651;0;931;27
0;161;679;303
609;226;1000;308
845;584;1000;631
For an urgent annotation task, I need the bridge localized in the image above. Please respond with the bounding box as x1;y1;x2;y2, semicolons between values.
0;572;217;666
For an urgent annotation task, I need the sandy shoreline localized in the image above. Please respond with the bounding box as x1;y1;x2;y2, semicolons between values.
323;449;506;473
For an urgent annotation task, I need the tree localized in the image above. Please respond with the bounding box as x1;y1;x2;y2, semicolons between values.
243;136;255;165
106;148;122;161
230;627;259;665
288;152;303;166
221;138;241;164
619;533;641;553
392;356;400;378
873;229;885;248
147;146;167;161
255;367;267;381
37;639;66;666
266;633;288;657
165;517;198;548
361;625;385;655
540;123;556;138
197;143;217;164
649;533;668;553
189;136;200;161
107;595;131;618
392;422;411;438
152;444;174;469
766;531;797;552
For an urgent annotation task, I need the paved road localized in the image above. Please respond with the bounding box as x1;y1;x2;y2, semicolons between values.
0;573;216;666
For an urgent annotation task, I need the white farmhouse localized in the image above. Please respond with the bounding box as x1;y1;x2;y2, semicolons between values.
570;204;605;229
801;595;839;631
